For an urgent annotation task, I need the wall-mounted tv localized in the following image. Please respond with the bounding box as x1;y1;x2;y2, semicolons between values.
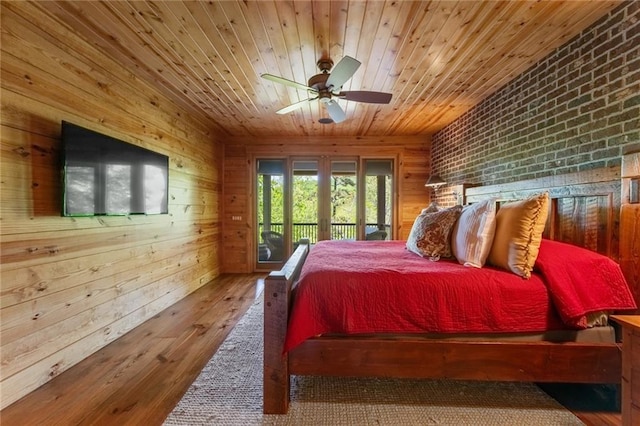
61;121;169;216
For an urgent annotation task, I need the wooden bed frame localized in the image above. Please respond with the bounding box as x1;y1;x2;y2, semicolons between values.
263;166;638;414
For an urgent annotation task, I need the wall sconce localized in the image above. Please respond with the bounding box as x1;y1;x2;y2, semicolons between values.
425;174;446;191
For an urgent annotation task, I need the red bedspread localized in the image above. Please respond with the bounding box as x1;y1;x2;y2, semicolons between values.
534;239;636;327
284;240;636;352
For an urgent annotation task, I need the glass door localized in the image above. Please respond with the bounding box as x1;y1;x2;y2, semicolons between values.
256;156;395;269
256;159;285;264
291;158;358;244
363;159;393;240
329;160;358;240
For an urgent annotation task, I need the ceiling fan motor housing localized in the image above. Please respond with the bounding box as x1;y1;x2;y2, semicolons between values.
316;58;333;73
308;73;329;90
307;73;334;100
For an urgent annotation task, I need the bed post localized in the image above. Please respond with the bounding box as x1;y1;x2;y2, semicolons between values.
263;242;309;414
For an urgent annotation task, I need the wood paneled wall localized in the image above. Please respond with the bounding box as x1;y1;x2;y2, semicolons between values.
221;136;431;273
1;3;221;408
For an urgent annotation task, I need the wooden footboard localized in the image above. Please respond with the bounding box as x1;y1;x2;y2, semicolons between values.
263;242;309;414
288;337;621;383
262;242;622;415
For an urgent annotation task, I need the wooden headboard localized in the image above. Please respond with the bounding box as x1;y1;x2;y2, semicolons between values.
464;167;621;260
460;165;640;311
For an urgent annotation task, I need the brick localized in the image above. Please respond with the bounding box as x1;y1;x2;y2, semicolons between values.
607;134;632;147
579;98;606;114
593;104;621;121
546;159;566;168
528;162;545;173
608;107;639;125
607;158;622;168
536;152;556;163
623;95;640;109
594;34;623;58
578;140;604;153
579;118;608;134
570;133;593;146
592;146;621;160
568;94;592;108
558;88;580;104
592;124;623;141
623;120;639;133
625;69;640;88
545;122;568;136
578;160;606;171
567;154;595;166
556;146;579;158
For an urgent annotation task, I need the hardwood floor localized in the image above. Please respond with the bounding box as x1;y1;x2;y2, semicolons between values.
1;273;265;426
1;273;622;425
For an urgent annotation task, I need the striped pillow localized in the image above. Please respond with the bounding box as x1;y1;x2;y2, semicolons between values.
451;199;497;268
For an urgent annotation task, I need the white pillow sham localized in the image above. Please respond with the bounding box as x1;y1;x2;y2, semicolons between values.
451;198;497;268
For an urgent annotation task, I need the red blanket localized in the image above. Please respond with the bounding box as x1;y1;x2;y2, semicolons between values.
534;239;637;327
283;240;636;352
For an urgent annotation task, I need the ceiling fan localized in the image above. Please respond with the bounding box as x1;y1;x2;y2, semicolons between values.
261;56;392;124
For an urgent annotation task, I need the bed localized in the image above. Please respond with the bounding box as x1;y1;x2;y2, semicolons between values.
263;167;639;414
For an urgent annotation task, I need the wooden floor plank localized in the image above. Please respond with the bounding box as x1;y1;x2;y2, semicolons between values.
0;273;621;425
0;273;264;426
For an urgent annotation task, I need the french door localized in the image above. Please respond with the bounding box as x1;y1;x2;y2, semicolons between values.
256;156;393;268
290;157;361;242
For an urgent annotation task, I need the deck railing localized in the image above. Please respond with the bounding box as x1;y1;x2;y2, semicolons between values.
259;223;389;243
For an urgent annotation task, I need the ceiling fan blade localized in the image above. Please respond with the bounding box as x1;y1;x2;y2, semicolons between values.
276;97;316;115
261;73;315;92
323;99;347;123
341;91;392;104
325;56;361;90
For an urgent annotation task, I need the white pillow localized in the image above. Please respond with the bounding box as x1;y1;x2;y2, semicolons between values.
451;198;497;268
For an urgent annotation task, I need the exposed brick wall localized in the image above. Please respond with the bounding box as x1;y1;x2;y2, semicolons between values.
431;1;639;186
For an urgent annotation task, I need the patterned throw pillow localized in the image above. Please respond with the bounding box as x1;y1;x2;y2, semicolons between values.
406;205;463;260
420;202;440;214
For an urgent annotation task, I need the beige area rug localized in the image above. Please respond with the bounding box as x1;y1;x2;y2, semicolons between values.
164;297;584;425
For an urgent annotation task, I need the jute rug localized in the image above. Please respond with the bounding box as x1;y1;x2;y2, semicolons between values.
164;297;584;425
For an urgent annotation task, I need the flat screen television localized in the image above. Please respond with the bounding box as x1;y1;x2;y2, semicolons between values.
61;121;169;216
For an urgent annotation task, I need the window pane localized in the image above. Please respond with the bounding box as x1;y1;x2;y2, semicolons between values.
292;160;319;244
331;160;357;240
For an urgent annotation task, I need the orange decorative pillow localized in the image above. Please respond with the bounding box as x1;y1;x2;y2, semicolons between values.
487;192;550;278
406;205;463;259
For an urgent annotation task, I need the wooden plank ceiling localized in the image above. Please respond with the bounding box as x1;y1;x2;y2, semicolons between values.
37;1;620;139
